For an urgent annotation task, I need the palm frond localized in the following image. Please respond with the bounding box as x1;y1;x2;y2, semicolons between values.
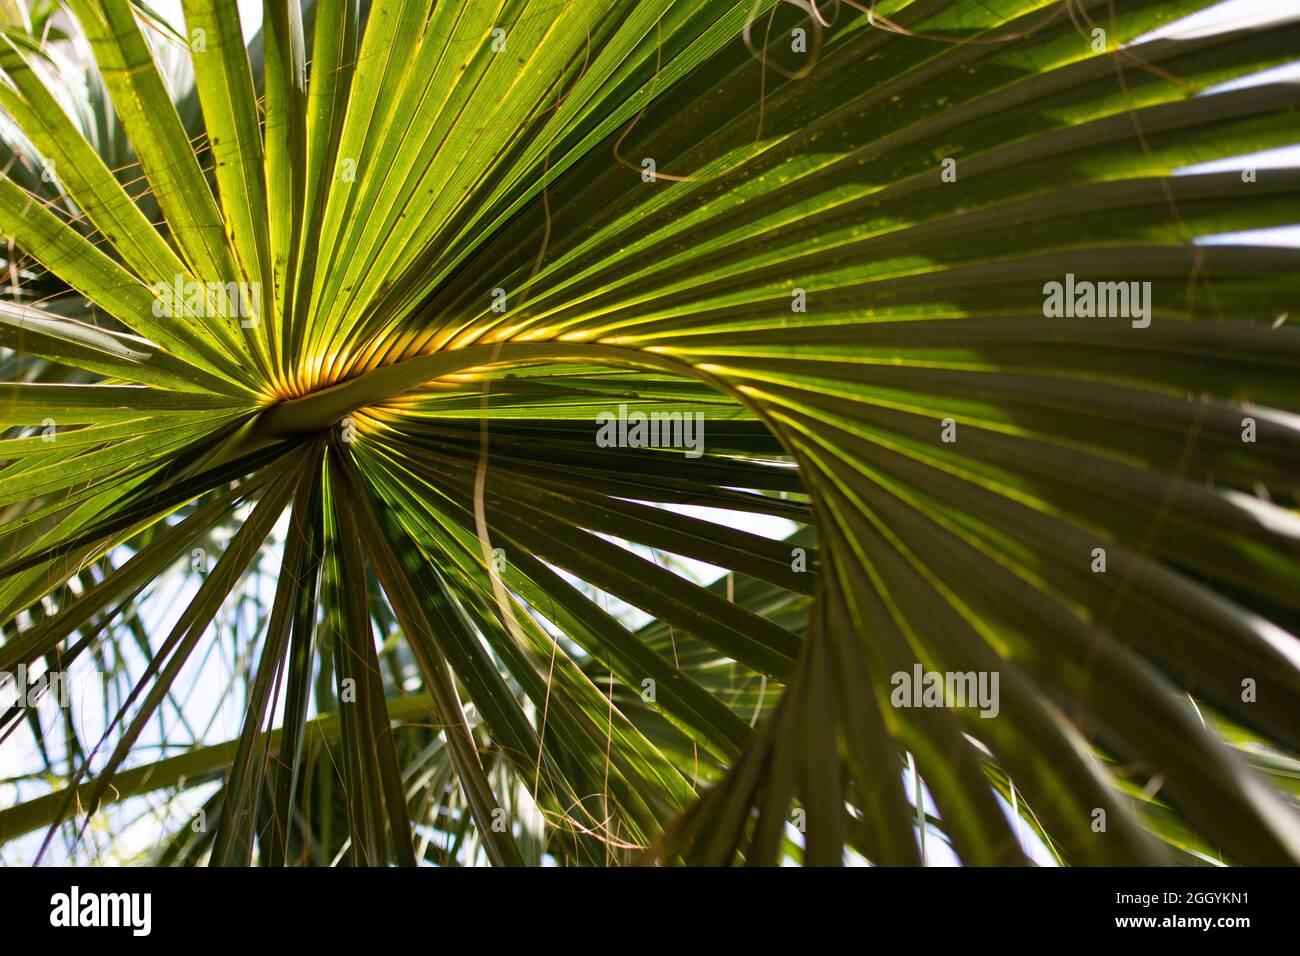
1;0;1298;866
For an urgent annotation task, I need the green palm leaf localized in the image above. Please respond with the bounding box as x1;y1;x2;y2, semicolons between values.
1;0;1298;866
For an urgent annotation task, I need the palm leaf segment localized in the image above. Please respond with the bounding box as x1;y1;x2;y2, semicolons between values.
2;0;1299;865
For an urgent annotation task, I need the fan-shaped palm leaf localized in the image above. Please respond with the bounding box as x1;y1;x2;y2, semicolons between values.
1;0;1298;866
